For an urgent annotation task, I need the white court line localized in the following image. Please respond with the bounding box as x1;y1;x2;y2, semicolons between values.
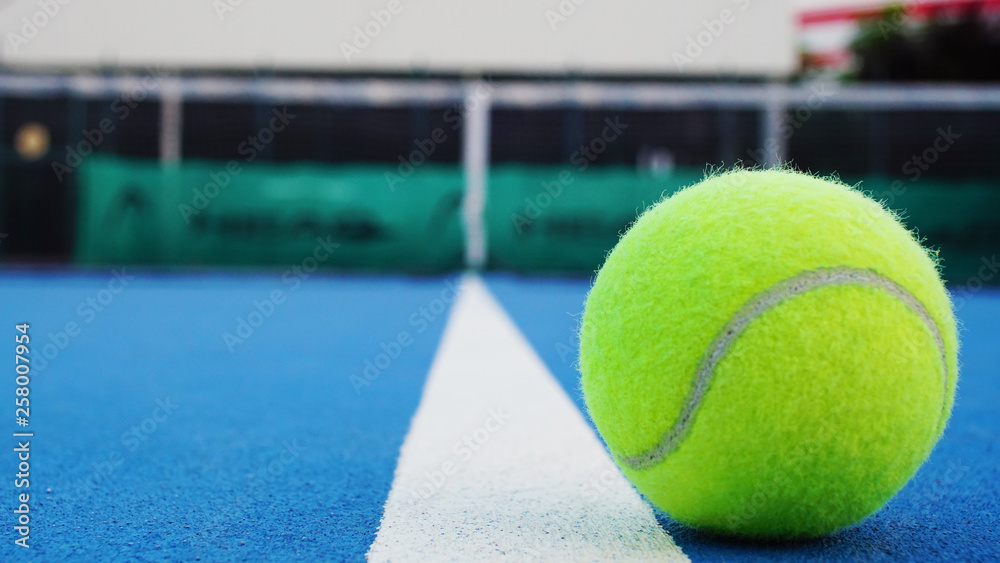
367;276;688;562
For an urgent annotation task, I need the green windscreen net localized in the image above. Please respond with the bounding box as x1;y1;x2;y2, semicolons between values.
486;167;1000;283
77;156;999;284
76;156;465;272
485;166;704;273
858;177;1000;287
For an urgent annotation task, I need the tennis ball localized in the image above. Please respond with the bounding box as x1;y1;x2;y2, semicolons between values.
580;169;958;539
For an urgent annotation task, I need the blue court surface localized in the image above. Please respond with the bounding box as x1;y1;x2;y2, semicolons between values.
1;270;997;562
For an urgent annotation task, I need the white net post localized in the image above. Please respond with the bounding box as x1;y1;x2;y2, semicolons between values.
159;76;183;165
759;84;787;168
461;80;492;270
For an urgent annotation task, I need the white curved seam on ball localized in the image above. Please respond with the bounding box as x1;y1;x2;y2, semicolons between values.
618;266;949;471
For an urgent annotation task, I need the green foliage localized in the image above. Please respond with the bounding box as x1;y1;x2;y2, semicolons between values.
847;4;1000;81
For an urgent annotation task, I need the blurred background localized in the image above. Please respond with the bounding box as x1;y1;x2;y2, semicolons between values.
0;0;997;284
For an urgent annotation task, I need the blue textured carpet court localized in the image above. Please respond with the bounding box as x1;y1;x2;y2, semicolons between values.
1;271;997;561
